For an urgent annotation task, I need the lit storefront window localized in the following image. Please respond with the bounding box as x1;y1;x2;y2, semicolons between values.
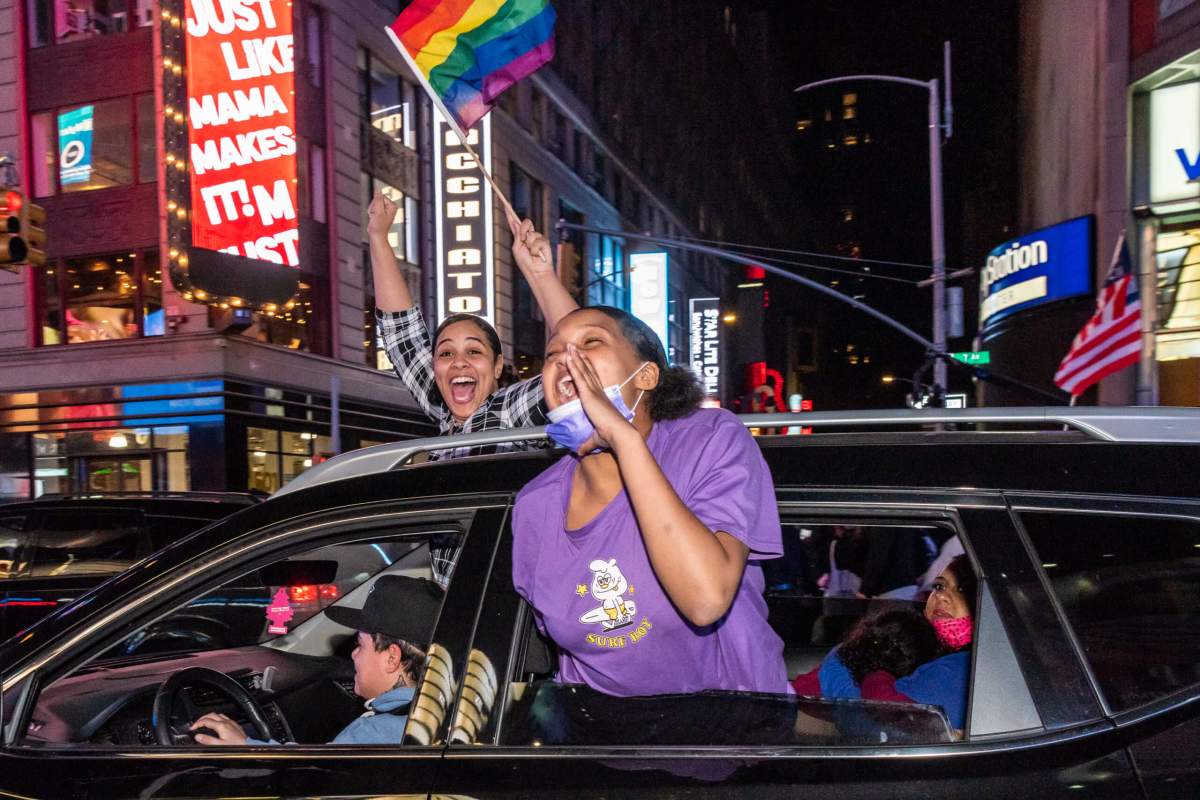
65;254;138;342
39;249;161;345
248;426;332;492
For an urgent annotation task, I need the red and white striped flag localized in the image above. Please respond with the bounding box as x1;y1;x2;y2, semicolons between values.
1053;233;1142;397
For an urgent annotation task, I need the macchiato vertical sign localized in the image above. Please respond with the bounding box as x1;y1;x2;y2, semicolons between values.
184;0;299;267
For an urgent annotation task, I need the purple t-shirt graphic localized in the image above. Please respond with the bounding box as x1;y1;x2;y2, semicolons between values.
512;408;789;697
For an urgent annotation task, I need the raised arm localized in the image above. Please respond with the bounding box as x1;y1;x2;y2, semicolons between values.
367;192;414;312
506;208;578;332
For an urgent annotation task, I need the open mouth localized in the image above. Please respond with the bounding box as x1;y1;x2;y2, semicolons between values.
449;375;477;406
555;376;577;404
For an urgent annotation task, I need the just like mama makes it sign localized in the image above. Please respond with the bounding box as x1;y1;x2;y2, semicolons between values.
184;0;300;267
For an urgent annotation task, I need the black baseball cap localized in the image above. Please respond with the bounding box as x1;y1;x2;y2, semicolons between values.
326;575;444;646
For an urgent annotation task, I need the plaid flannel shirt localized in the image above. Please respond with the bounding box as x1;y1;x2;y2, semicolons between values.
376;307;548;459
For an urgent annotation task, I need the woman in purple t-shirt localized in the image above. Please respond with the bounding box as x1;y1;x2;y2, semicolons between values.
512;306;788;697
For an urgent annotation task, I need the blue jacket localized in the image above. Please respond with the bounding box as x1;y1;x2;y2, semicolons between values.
817;648;970;729
247;685;415;745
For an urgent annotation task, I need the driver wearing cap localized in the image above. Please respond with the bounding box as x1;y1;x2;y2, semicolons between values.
191;575;443;745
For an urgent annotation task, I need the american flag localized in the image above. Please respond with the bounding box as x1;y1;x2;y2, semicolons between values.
1054;233;1142;397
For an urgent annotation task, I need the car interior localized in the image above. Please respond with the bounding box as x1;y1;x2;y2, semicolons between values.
17;529;458;748
8;510;1048;751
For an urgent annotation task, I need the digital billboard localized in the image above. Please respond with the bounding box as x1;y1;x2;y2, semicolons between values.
160;0;300;310
979;215;1093;333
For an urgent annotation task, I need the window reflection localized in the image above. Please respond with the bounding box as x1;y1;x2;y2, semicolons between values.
55;0;130;42
65;254;137;343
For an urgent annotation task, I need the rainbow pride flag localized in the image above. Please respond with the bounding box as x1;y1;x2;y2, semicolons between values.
387;0;557;138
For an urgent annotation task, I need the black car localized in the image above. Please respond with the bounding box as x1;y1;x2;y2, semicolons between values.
0;492;259;643
0;407;1197;799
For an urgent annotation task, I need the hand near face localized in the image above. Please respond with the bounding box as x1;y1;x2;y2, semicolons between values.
190;712;249;746
505;207;552;274
366;191;399;239
563;343;635;454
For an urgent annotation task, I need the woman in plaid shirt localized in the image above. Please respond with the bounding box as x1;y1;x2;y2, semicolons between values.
367;192;578;457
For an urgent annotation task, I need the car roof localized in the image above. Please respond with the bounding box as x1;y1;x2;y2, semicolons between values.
275;406;1200;499
2;492;261;518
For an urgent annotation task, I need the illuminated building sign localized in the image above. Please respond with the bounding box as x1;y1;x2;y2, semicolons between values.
58;105;94;186
186;0;298;265
979;215;1092;333
159;0;300;311
1150;80;1200;211
688;297;720;400
433;113;494;324
630;252;669;355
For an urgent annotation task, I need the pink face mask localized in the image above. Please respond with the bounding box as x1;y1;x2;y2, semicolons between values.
932;616;973;649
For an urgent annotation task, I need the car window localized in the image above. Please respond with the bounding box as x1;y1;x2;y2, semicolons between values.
0;515;26;579
462;514;970;750
26;509;148;578
23;519;466;749
1022;511;1200;713
107;533;458;660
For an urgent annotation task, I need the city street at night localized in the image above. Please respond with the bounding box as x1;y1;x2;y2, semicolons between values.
0;1;1197;797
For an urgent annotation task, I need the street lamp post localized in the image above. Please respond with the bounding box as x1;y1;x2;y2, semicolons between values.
794;44;953;397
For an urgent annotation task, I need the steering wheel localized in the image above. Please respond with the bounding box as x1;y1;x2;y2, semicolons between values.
152;667;274;745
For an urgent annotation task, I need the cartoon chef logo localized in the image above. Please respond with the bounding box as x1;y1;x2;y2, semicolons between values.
579;558;637;631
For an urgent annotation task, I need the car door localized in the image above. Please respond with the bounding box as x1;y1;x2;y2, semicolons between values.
2;506;148;642
0;495;509;800
1006;492;1200;800
431;490;1145;799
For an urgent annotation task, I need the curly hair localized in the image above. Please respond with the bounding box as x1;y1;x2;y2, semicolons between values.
837;608;939;684
584;306;704;420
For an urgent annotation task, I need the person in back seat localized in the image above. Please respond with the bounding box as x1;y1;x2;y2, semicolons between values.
790;608;938;697
793;555;977;730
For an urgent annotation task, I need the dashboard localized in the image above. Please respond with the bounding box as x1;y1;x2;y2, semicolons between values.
23;646;361;747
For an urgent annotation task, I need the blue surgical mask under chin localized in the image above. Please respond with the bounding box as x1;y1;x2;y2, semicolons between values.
546;362;650;452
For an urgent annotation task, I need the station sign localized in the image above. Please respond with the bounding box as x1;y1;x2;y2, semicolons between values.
688;297;720;400
433;112;494;324
630;252;669;356
979;216;1092;333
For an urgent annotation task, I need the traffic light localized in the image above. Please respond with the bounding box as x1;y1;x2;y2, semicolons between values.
20;198;46;267
556;240;583;303
0;189;27;269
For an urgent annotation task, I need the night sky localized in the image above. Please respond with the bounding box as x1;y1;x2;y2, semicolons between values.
741;0;1020;407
